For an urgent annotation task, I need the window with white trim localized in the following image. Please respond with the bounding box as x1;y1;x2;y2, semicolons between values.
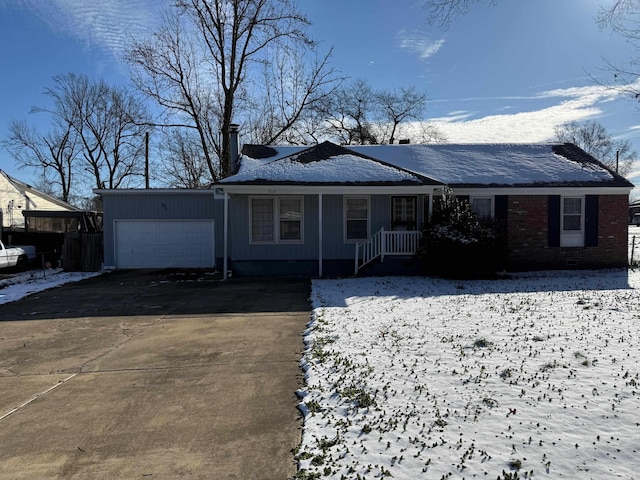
250;196;303;244
279;197;302;241
470;196;493;218
561;196;584;247
344;196;369;242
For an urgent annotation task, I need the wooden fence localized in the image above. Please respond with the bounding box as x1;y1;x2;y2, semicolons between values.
62;232;103;272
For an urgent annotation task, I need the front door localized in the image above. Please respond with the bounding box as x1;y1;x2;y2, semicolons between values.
391;196;417;231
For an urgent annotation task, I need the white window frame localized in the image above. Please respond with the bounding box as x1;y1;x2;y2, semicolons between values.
344;195;370;243
470;196;494;218
249;196;304;244
561;196;584;247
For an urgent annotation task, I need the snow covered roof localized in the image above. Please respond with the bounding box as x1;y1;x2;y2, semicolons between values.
222;141;438;186
222;142;633;188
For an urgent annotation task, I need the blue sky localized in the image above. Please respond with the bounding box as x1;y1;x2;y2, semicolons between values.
1;0;640;193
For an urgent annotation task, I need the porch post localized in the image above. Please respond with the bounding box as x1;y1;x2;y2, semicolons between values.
223;192;228;280
318;193;323;278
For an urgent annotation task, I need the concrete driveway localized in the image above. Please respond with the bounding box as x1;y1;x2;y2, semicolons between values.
0;270;310;480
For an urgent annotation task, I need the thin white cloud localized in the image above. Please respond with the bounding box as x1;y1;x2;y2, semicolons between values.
397;29;445;59
418;82;634;144
429;111;474;123
12;0;162;62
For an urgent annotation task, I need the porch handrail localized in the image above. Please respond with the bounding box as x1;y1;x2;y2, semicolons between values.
354;229;422;275
354;228;385;275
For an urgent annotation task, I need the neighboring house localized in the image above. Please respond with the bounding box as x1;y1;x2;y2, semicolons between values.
629;198;640;224
0;170;78;229
97;135;633;276
217;139;633;277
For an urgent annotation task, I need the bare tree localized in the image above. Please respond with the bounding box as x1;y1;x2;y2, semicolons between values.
2;119;77;202
322;78;380;145
158;129;213;188
245;44;341;145
320;79;441;145
414;122;448;144
597;0;640;100
34;73;151;192
554;120;636;176
424;0;496;28
177;0;319;177
127;11;222;180
129;2;335;180
377;86;428;144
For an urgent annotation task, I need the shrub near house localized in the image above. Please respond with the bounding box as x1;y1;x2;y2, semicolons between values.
418;190;506;278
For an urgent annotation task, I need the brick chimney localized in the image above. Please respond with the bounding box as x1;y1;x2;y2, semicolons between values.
229;123;240;175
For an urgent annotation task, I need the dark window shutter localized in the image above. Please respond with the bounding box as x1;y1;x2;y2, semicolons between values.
585;195;598;247
548;195;561;247
494;195;508;237
495;195;508;221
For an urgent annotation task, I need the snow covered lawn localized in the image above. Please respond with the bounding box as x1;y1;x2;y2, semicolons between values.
299;270;640;479
0;269;101;305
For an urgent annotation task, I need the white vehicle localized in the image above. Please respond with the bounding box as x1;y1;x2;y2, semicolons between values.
0;240;36;270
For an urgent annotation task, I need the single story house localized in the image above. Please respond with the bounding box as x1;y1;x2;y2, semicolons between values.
98;134;633;277
218;138;632;277
0;169;78;229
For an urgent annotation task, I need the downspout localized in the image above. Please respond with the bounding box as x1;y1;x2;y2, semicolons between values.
223;192;229;280
318;193;323;278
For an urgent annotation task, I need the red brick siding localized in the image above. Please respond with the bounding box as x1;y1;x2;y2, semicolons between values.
505;195;628;270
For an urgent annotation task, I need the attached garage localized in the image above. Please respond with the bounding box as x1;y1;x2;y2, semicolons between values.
115;219;215;268
97;189;223;270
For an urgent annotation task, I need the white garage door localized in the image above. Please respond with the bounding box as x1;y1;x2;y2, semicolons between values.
115;220;215;268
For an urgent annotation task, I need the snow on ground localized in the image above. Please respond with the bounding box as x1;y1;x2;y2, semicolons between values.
299;270;640;479
0;269;101;306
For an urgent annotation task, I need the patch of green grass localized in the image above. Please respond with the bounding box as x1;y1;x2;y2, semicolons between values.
473;338;493;348
340;386;376;408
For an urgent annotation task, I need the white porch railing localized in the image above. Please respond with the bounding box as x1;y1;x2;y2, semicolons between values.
354;228;422;275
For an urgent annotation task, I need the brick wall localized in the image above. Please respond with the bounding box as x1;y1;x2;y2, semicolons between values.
505;194;628;271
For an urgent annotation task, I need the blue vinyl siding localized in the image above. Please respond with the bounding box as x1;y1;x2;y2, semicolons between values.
229;194;426;263
229;195;319;261
102;191;221;266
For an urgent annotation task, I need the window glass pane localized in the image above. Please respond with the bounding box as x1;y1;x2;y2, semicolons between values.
563;198;582;215
347;198;368;220
562;197;582;232
563;215;581;231
471;198;492;218
280;221;301;240
392;197;416;223
251;198;274;242
347;219;368;239
346;198;368;240
279;198;302;241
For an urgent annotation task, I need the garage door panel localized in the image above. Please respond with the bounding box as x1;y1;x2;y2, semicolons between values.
115;220;215;269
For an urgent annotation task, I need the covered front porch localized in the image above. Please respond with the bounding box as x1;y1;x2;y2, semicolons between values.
220;186;438;279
